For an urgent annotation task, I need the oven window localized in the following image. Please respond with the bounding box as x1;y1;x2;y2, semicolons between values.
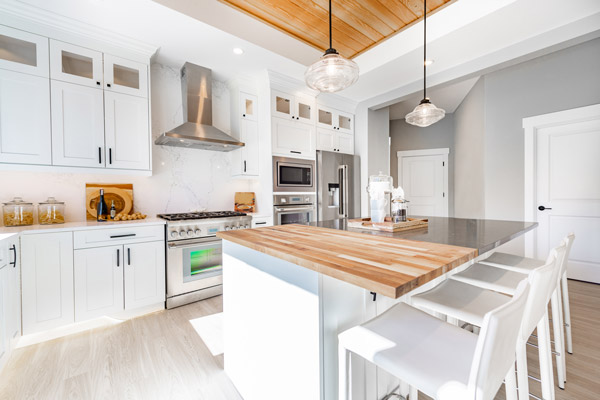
279;165;312;186
183;243;222;283
280;211;312;225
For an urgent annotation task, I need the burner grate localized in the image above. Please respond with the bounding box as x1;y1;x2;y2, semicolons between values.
157;211;247;221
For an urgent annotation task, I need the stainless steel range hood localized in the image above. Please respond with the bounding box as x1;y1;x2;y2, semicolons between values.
155;62;244;151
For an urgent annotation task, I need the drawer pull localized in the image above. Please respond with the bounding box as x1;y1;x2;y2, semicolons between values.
255;222;267;225
110;233;137;239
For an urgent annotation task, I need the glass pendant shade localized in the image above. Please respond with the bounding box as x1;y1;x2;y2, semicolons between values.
405;98;446;128
305;50;359;93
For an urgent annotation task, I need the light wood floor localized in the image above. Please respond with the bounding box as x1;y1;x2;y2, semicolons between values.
0;280;598;400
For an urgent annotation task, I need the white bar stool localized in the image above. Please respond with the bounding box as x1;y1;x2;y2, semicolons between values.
338;281;530;400
479;233;575;356
411;244;566;400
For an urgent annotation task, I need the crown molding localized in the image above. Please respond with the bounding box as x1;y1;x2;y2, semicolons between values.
0;0;159;60
267;70;319;97
316;92;359;114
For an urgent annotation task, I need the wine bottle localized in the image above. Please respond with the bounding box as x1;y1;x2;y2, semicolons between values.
96;189;108;222
110;200;116;220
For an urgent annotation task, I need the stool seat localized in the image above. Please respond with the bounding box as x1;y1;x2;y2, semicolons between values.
411;279;511;327
339;303;477;399
450;263;528;295
480;252;544;274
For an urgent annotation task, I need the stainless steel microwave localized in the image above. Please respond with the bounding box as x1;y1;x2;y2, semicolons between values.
272;156;315;192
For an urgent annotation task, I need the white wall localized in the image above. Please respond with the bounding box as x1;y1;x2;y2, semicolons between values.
0;63;260;223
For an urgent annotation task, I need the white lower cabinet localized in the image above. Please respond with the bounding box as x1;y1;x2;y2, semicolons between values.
7;237;21;348
21;232;74;335
0;262;8;367
74;245;124;322
124;241;166;310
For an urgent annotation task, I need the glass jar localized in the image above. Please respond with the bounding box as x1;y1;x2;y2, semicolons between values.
2;197;34;226
38;197;66;224
391;199;409;223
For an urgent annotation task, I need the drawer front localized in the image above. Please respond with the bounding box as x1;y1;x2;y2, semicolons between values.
74;225;164;249
252;216;273;228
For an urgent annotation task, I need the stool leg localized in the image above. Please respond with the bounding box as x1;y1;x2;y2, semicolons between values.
505;362;518;400
561;274;573;354
555;285;567;383
339;344;350;400
550;290;565;388
538;313;556;400
516;339;529;400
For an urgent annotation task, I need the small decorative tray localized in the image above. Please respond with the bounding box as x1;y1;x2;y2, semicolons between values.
347;217;428;232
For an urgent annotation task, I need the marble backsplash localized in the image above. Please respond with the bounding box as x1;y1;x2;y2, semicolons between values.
0;63;261;223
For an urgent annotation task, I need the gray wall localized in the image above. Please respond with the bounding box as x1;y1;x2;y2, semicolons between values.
454;77;485;219
389;115;454;215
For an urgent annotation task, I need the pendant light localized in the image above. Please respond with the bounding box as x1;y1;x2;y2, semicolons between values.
305;0;359;93
405;0;445;127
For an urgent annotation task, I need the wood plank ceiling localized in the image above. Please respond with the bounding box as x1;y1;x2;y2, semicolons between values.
218;0;454;59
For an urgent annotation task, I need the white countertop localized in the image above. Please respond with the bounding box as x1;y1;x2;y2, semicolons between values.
0;217;165;235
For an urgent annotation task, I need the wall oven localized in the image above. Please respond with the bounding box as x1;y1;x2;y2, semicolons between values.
273;156;315;192
273;194;316;225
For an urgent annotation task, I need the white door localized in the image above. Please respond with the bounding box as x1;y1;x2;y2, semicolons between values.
74;245;124;322
272;117;315;159
527;105;600;283
104;91;150;170
316;128;335;152
124;241;165;310
51;80;106;167
104;54;148;98
0;69;52;165
21;232;74;335
336;132;354;155
399;149;449;217
241;118;259;175
0;25;49;77
49;40;103;88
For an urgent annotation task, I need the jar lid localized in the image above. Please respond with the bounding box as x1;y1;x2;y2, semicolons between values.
3;196;33;206
39;196;65;205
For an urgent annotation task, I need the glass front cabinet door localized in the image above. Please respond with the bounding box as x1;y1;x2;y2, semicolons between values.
0;25;49;77
50;40;103;88
104;54;148;98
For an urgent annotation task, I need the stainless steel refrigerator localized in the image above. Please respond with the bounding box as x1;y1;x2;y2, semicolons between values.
316;150;361;221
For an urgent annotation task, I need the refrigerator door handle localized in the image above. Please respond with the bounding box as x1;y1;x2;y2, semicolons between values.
338;165;349;218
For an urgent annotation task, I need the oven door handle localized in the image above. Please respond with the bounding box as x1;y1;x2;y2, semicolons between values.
274;207;315;212
168;238;221;249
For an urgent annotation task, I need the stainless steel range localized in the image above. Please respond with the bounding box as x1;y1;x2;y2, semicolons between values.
158;211;252;309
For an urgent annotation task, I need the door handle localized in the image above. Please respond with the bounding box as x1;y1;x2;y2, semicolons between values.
117;248;120;267
9;245;16;268
538;206;552;211
127;248;131;266
244;160;247;173
98;147;102;164
109;148;112;164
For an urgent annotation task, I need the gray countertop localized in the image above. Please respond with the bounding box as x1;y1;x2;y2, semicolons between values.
310;216;537;254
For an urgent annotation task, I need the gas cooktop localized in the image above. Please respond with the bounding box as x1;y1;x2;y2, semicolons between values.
157;211;247;221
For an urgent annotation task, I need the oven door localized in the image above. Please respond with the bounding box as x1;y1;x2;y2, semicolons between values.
166;237;223;298
274;205;315;225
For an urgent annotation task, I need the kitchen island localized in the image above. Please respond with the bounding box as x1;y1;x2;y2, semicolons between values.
217;217;537;400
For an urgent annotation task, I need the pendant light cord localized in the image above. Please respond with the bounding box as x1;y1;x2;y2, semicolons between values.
423;0;427;99
329;0;333;50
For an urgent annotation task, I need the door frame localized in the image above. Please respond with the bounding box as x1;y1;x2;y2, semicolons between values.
397;148;449;217
523;103;600;257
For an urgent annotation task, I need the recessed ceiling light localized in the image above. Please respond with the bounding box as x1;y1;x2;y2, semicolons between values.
424;59;434;66
233;48;244;55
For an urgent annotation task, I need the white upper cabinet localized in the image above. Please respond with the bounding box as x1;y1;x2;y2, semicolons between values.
50;40;103;88
104;91;150;170
317;105;354;134
272;117;316;159
0;25;49;77
124;241;166;310
316;128;354;154
240;91;258;122
337;111;354;135
104;54;148;98
272;90;315;125
51;80;106;168
240;118;259;175
0;69;52;165
231;86;260;177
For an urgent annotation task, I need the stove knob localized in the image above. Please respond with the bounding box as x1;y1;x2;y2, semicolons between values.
231;226;237;230
179;230;186;238
225;226;231;231
194;229;201;236
170;231;178;239
245;224;250;229
187;230;194;237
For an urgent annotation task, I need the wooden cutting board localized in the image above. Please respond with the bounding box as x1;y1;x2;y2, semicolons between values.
86;183;134;220
234;192;256;213
348;217;428;232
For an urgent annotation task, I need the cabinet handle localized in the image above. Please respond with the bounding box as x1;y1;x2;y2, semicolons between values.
117;249;120;267
96;81;101;86
127;248;131;266
110;233;136;238
98;147;102;164
291;115;295;119
255;222;267;225
244;160;247;173
243;113;246;117
9;245;16;268
291;151;301;154
107;83;112;88
109;148;112;164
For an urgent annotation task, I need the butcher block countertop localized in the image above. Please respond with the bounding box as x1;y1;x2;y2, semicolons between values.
218;223;479;298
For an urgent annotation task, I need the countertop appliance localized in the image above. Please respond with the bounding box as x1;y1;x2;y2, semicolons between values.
316;150;361;221
273;156;315;193
158;211;252;309
273;194;315;225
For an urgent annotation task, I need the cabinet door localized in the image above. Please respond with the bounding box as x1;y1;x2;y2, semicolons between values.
74;246;124;322
241;118;259;175
316;128;335;152
240;91;258;122
337;111;354;134
0;265;7;366
272;90;295;120
104;91;150;170
336;132;354;155
0;69;52;165
0;25;49;77
51;80;105;168
49;40;103;88
272;117;316;159
124;241;165;310
21;232;74;335
295;94;315;125
7;238;20;346
104;54;148;98
317;106;335;130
